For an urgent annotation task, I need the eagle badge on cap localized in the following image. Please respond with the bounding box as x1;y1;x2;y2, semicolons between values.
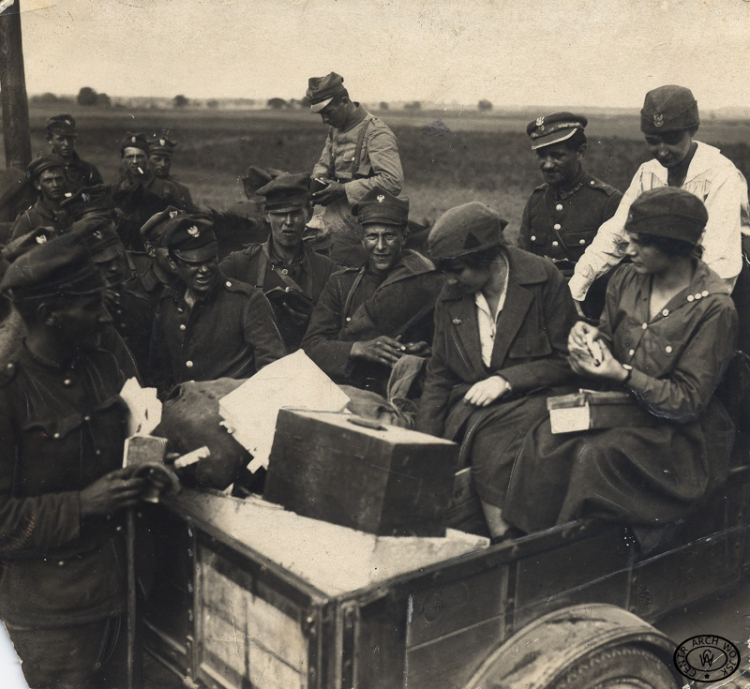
64;120;71;126
35;235;47;244
535;116;545;131
82;193;90;202
93;231;103;240
131;136;137;143
187;225;200;237
169;210;179;218
377;195;385;203
653;113;664;128
159;139;166;146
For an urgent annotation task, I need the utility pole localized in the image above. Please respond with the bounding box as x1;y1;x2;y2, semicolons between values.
0;0;31;170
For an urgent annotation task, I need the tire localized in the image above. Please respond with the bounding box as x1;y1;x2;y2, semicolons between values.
551;646;679;689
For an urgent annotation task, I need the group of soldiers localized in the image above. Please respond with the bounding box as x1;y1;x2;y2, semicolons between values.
0;72;749;687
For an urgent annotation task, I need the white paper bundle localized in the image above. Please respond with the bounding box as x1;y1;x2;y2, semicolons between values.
219;350;350;471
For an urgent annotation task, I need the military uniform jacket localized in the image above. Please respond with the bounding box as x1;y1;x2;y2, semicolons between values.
302;250;445;390
167;175;195;212
154;273;286;389
62;151;104;191
416;247;578;439
220;239;337;351
312;104;404;205
10;197;69;240
143;171;190;211
0;345;135;627
517;168;622;270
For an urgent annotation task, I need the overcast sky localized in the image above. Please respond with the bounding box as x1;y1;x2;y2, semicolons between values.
16;0;750;108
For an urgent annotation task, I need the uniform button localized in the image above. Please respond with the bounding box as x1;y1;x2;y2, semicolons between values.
84;415;91;421
345;317;351;322
579;239;586;245
555;204;563;211
687;295;694;302
628;349;635;356
530;235;536;241
694;292;702;300
63;378;72;387
225;281;232;287
177;307;184;314
553;223;561;230
119;323;127;329
95;450;102;456
665;346;673;353
58;560;65;567
641;322;648;329
284;287;291;292
552;241;559;247
116;525;123;532
6;363;13;370
186;361;194;368
702;290;709;297
53;432;60;439
281;269;289;276
179;324;186;330
589;180;596;185
116;309;123;315
662;309;669;316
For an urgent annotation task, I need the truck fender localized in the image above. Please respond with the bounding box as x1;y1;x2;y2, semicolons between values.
463;603;678;689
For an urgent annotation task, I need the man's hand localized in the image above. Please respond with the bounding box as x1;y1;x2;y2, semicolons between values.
79;468;147;518
311;180;346;206
403;340;431;357
464;376;511;407
350;336;406;366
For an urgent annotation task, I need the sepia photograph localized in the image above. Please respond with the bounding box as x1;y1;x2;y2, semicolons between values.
0;0;749;687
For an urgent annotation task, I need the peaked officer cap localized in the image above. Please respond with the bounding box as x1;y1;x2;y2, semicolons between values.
526;112;588;150
353;187;410;227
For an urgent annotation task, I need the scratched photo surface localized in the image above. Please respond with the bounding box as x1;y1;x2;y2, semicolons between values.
1;0;749;687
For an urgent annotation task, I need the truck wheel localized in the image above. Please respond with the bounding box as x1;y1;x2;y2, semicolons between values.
552;646;679;689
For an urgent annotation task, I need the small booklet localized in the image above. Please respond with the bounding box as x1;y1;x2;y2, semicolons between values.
546;389;654;435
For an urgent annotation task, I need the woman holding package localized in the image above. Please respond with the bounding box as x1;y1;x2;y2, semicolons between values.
503;187;737;550
416;202;580;540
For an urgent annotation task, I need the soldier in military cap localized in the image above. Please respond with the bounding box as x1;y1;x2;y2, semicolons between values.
152;216;285;391
45;114;104;190
570;85;750;321
71;216;155;378
518;112;623;318
147;134;195;211
302;187;443;396
136;207;185;305
220;173;337;351
113;133;187;252
10;154;72;240
306;72;404;267
0;233;147;687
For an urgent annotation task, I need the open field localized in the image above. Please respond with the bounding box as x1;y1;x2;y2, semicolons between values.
8;105;750;243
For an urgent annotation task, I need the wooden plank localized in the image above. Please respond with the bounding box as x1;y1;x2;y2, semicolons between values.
406;565;508;648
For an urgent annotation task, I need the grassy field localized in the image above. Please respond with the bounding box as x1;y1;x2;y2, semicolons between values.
11;105;750;244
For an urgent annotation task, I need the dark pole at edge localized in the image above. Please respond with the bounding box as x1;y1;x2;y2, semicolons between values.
0;0;31;170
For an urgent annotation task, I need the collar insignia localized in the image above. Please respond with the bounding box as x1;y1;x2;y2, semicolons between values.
653;113;664;128
187;225;200;237
377;195;385;203
169;210;179;218
93;230;103;240
35;234;47;244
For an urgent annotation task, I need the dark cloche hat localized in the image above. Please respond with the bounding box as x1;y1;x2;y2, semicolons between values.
0;232;106;299
353;187;410;227
147;135;178;156
120;132;149;155
140;207;185;244
640;85;700;135
625;187;707;245
163;216;218;263
427;202;508;260
306;72;346;113
257;173;311;212
46;114;77;136
526;112;588;150
26;154;66;181
70;216;123;263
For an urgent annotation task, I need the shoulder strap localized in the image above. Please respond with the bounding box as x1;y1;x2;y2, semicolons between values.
260;243;310;296
341;267;367;330
256;246;268;290
353;118;375;172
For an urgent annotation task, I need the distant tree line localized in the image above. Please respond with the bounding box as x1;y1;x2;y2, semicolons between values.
77;87;111;108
